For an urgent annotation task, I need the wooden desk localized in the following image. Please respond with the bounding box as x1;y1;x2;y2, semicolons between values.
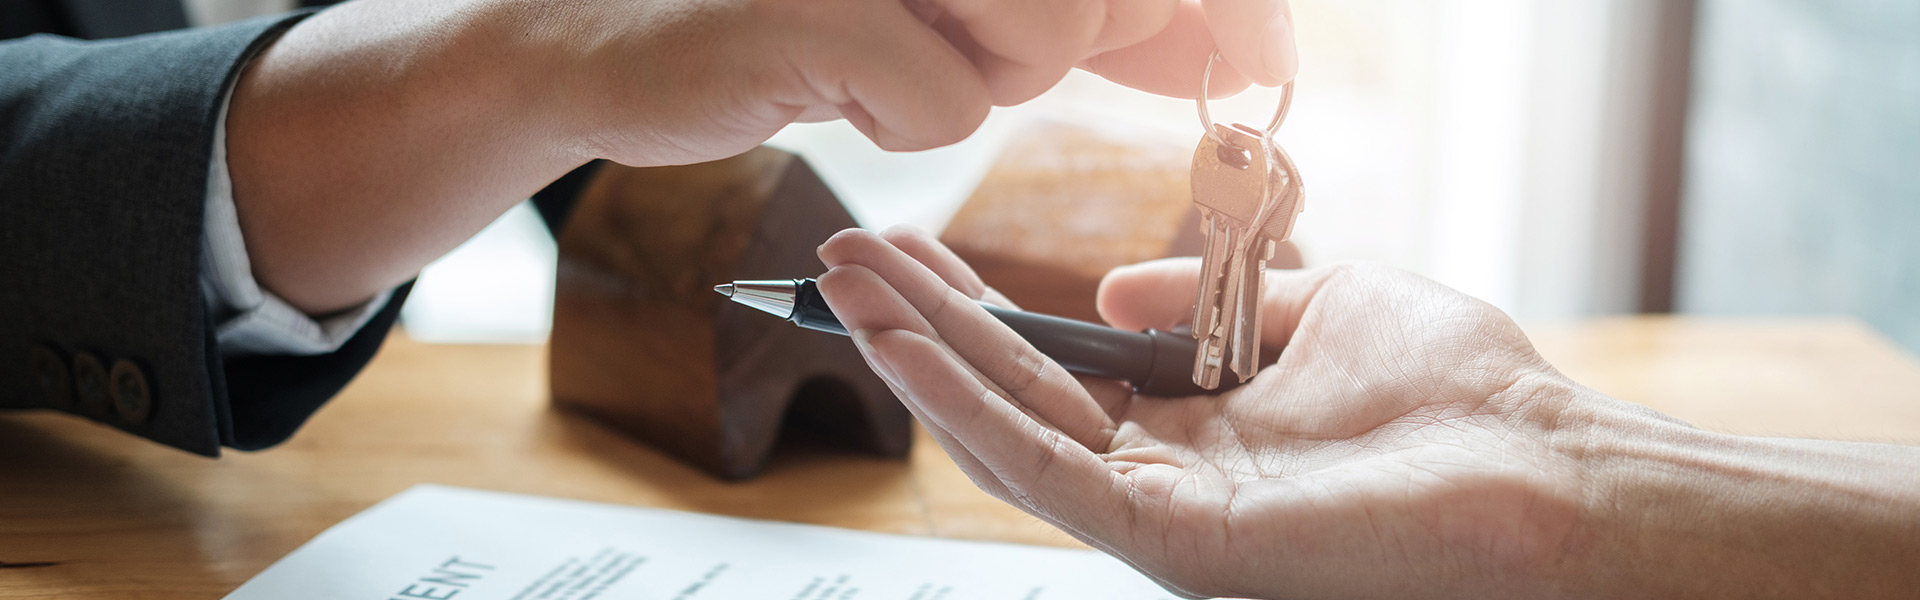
4;317;1919;598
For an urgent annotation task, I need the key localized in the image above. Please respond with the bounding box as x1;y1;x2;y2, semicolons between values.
1188;79;1306;390
1190;125;1302;388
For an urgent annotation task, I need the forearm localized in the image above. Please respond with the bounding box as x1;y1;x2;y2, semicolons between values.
1561;393;1920;598
227;0;591;314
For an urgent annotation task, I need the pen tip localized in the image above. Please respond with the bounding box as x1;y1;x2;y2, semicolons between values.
713;283;735;298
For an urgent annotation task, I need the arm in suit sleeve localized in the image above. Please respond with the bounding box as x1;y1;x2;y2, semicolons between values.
0;12;417;455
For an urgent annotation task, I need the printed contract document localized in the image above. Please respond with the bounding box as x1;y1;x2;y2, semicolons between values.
222;485;1177;600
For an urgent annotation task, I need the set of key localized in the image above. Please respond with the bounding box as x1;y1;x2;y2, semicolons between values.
1188;58;1305;390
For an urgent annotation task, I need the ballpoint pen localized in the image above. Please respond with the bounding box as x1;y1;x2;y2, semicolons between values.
715;278;1242;397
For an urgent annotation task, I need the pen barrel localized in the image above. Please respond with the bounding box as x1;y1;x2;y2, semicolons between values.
980;306;1232;398
784;279;1237;397
1139;329;1231;397
980;305;1151;382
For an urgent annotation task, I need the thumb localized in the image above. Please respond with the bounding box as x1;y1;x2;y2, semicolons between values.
1096;258;1202;333
1097;257;1336;348
1204;0;1298;87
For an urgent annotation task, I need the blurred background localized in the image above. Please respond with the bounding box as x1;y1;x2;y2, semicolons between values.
401;0;1920;352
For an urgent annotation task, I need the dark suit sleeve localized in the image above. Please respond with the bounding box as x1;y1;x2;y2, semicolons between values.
0;11;414;456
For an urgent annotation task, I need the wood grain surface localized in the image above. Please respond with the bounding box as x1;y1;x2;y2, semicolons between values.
3;317;1918;598
549;149;909;480
939;121;1204;322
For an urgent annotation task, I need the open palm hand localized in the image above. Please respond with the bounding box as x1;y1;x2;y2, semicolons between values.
817;227;1590;599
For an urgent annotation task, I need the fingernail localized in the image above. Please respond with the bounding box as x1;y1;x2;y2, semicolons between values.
851;329;901;385
1263;14;1299;84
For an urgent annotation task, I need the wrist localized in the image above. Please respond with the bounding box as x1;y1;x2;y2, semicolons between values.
432;0;600;165
1473;371;1621;596
1537;386;1711;596
227;0;595;312
461;0;718;166
1548;387;1920;597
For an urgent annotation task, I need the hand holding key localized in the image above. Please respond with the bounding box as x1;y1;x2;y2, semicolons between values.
513;0;1303;167
223;0;1300;311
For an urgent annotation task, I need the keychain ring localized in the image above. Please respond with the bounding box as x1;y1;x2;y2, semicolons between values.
1196;50;1296;144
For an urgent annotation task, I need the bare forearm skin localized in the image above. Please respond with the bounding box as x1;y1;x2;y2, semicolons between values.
1554;390;1920;598
227;0;593;314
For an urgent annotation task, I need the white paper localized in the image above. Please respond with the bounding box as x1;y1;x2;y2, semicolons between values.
222;485;1177;600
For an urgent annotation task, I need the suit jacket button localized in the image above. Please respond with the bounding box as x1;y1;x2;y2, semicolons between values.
30;345;73;408
72;352;112;418
110;360;153;424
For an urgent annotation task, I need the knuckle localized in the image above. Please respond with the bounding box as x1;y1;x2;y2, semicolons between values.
955;386;1000;437
815;263;877;293
879;223;933;245
820;227;882;257
897;103;988;151
921;287;963;322
996;346;1050;396
1002;433;1065;511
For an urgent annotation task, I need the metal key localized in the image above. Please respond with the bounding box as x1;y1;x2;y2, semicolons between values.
1188;57;1305;390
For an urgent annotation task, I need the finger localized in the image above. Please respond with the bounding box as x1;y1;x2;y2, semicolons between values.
823;263;1105;538
1203;0;1297;86
853;327;1121;557
790;105;844;123
848;330;1012;500
1095;258;1201;332
979;287;1021;311
819;229;1118;449
1076;374;1134;422
791;0;992;150
878;225;987;300
818;263;1058;431
824;242;1184;590
1078;0;1255;98
858;329;1143;577
848;331;1111;551
1096;258;1336;348
1089;0;1178;53
862;327;1125;536
881;225;1022;309
930;0;1105;105
880;225;1023;310
1270;240;1303;270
